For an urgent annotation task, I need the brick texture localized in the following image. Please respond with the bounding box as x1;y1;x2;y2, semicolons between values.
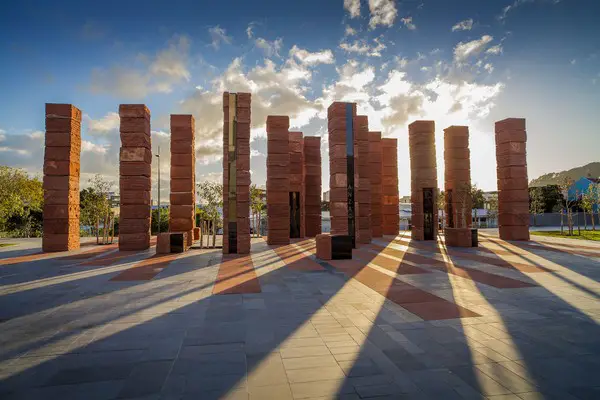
304;137;322;237
43;103;82;252
266;116;290;245
444;126;471;230
169;114;196;249
381;138;399;236
409;120;438;241
223;92;251;254
369;132;383;238
495;118;530;241
119;104;151;251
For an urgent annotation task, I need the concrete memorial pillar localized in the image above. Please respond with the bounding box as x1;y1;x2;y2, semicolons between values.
289;131;305;239
266;116;290;245
43;104;82;252
223;92;251;254
381;138;399;235
369;132;383;238
444;126;472;246
303;137;322;237
409;120;438;241
169;115;196;248
354;115;371;244
119;104;152;251
495;118;530;241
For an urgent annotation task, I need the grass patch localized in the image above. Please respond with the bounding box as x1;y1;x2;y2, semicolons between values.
531;230;600;242
0;243;16;247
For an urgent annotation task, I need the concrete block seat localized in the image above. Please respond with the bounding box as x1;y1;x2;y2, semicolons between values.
316;233;352;260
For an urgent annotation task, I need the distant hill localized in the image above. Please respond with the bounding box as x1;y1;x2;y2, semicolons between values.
529;162;600;187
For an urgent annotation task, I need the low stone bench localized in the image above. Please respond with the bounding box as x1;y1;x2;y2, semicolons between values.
316;233;353;260
157;232;190;254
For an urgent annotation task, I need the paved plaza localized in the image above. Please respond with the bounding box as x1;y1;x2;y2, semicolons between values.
0;231;599;399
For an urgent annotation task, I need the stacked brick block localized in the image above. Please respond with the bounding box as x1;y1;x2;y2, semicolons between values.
381;138;399;235
444;126;472;229
43;104;82;252
495;118;530;241
223;92;251;254
369;132;383;237
169;115;196;248
327;102;356;238
289;131;305;238
266;116;290;245
409;120;438;241
119;104;152;251
354;116;371;244
303;137;322;237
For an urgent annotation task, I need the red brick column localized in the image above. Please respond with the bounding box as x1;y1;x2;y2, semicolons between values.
327;102;356;238
169;115;196;247
444;126;471;228
354;116;371;244
289;131;305;238
223;92;251;254
119;105;152;251
381;138;399;235
369;132;383;237
409;120;437;241
43;104;81;252
496;118;530;241
304;137;321;237
266;116;290;245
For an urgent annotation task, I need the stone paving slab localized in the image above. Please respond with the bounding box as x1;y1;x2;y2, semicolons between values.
0;233;599;399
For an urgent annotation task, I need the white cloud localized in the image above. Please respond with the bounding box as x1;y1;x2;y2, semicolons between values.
208;25;232;49
451;18;473;31
89;35;191;99
339;37;386;57
255;37;283;58
344;0;361;18
570;59;576;65
454;35;494;62
486;44;503;55
246;22;256;39
289;46;335;65
368;0;398;28
345;25;357;36
484;63;494;73
401;17;416;30
86;112;120;133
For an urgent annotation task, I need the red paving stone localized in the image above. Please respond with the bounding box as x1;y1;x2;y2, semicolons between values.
390;237;550;273
482;235;600;259
213;254;261;294
110;252;180;281
327;258;479;320
273;243;324;272
0;251;47;266
353;247;430;275
274;244;324;271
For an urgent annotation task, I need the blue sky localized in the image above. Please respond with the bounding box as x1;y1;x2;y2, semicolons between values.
1;0;598;198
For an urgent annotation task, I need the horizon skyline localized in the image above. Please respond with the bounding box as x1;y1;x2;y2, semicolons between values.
1;0;598;197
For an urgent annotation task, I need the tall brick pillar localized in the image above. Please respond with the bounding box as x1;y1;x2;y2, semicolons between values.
304;137;322;237
289;131;305;238
409;120;438;241
496;118;530;241
381;138;399;235
444;126;471;229
369;132;383;238
327;102;357;244
223;92;251;254
119;105;152;251
355;116;371;244
169;115;196;247
266;116;290;245
43;104;81;252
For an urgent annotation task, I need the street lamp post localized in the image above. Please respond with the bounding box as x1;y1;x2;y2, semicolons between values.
156;146;161;234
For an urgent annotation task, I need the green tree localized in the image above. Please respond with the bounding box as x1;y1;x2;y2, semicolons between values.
581;184;598;231
529;187;545;227
438;190;446;231
196;181;223;248
0;166;43;237
151;208;169;234
558;177;576;235
250;184;265;237
470;184;485;228
80;175;114;243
